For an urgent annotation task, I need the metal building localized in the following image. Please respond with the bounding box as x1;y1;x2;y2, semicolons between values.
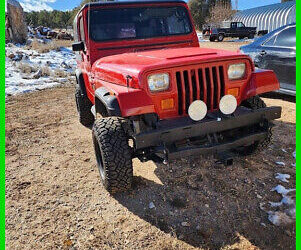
232;1;296;33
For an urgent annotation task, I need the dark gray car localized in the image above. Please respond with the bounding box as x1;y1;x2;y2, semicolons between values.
240;23;296;96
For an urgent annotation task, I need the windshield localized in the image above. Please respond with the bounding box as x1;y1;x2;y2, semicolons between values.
89;6;192;42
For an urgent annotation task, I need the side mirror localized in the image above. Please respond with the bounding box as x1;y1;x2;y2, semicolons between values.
72;41;85;52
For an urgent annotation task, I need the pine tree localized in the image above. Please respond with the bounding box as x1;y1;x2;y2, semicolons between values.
188;0;209;30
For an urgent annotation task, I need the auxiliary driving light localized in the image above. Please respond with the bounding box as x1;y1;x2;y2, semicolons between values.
188;100;207;121
219;95;237;115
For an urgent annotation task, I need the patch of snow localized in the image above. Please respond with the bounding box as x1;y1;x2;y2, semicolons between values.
227;38;255;43
267;184;296;226
264;160;296;227
281;196;295;206
43;27;51;33
268;211;293;226
269;201;282;207
291;163;296;167
286;207;296;219
149;202;155;209
275;173;290;183
271;185;295;195
5;43;76;97
293;151;296;159
196;32;208;42
275;161;285;166
269;196;294;208
281;149;287;153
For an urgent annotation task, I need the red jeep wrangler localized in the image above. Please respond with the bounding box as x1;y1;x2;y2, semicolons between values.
72;0;281;193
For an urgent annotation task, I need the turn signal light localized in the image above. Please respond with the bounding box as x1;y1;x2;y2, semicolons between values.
161;98;174;110
227;88;239;97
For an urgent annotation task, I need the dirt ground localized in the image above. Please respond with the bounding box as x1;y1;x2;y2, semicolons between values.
5;42;296;249
199;39;251;52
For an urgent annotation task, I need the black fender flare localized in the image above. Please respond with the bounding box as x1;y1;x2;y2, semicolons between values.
94;87;122;117
75;69;87;96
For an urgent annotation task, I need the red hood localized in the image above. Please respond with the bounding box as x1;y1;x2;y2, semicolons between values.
92;47;251;88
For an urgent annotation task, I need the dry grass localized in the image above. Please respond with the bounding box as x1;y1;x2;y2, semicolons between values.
52;69;69;78
17;62;51;76
27;39;73;53
17;62;71;79
41;66;51;77
17;62;38;74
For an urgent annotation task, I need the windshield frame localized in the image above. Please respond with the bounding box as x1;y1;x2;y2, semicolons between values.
87;5;193;43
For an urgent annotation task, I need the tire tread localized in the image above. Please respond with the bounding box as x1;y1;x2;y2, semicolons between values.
92;117;133;193
240;96;272;155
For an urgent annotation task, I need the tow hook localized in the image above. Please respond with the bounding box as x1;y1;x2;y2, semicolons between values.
217;151;234;166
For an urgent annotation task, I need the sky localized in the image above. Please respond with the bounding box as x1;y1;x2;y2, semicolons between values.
14;0;282;12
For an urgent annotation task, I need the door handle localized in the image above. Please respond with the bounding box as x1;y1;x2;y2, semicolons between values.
260;50;267;56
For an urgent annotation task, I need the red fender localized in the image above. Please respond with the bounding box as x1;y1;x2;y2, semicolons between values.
94;80;155;117
242;69;280;101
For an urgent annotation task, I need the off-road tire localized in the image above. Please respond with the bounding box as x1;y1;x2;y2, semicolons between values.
92;117;133;193
75;87;94;127
242;95;266;109
217;34;224;42
209;36;215;42
238;96;272;155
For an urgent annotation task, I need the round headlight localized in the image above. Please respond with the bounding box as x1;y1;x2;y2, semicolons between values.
148;73;170;92
188;100;207;121
219;95;237;115
228;63;246;80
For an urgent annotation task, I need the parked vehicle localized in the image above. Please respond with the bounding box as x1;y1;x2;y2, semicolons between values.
202;24;215;37
202;25;211;37
240;23;296;96
257;30;268;36
72;0;281;193
210;22;257;42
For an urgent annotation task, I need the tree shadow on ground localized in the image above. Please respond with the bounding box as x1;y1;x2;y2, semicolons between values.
113;125;296;249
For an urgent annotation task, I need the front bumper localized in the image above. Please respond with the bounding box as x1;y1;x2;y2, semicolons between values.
134;106;281;159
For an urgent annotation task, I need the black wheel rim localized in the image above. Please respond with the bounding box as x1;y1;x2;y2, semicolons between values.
92;134;105;181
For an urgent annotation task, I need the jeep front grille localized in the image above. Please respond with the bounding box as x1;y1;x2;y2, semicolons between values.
176;66;225;115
